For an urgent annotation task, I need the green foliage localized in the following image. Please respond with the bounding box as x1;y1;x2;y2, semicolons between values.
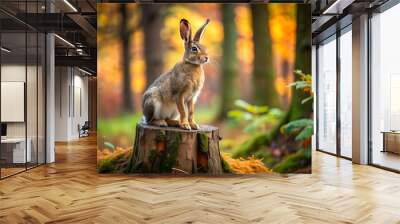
98;151;127;173
234;99;269;114
281;119;313;141
267;70;314;173
290;81;309;89
290;70;312;90
159;132;182;173
198;133;209;153
232;132;273;158
272;148;311;173
221;155;233;173
254;150;275;167
228;99;284;134
103;142;116;151
98;157;115;173
227;110;252;122
97;113;141;137
289;70;313;105
229;70;314;172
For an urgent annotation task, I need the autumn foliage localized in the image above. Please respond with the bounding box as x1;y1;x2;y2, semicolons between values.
97;3;311;174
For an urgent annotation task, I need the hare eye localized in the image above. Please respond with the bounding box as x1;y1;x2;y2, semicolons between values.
191;46;198;52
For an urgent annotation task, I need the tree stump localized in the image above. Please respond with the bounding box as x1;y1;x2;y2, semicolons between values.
125;123;223;174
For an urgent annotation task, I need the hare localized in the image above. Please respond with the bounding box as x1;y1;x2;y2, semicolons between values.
142;18;210;130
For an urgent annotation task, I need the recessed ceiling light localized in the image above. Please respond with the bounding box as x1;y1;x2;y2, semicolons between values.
322;0;354;15
78;67;93;76
54;34;75;48
63;0;78;12
1;47;11;53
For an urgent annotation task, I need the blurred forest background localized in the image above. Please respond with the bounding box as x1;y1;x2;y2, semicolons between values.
97;3;312;174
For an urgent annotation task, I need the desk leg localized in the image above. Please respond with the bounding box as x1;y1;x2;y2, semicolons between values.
382;133;386;153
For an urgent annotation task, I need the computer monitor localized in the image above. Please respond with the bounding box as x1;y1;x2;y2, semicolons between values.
1;123;7;137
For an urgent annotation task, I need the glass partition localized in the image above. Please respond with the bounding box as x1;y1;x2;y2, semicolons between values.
317;35;337;154
27;30;38;169
1;30;28;177
0;1;46;179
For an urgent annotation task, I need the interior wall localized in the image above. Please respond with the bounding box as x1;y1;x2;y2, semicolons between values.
55;67;89;141
73;71;89;136
55;66;70;141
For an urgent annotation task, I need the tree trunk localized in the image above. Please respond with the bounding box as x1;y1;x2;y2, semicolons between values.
120;4;134;113
141;4;165;87
126;123;223;174
218;4;238;120
232;5;312;158
250;5;279;108
287;5;313;121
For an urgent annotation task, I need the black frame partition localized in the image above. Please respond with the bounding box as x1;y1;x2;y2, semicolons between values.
0;0;47;180
315;20;353;161
336;28;341;159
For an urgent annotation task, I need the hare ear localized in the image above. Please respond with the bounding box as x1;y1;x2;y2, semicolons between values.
193;19;210;42
180;19;191;43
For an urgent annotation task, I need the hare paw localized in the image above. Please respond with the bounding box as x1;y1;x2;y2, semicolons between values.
180;122;191;130
166;119;180;127
189;122;199;130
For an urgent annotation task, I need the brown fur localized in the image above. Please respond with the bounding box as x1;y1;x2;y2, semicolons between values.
142;18;210;130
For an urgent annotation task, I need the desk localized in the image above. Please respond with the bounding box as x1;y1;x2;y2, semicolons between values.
1;138;31;164
382;131;400;154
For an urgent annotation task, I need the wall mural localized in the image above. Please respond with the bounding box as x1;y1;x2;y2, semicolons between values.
97;3;312;174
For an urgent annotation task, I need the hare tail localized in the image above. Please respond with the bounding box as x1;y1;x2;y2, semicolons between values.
142;94;154;124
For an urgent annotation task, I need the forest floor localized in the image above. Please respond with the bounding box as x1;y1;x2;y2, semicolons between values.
97;147;271;174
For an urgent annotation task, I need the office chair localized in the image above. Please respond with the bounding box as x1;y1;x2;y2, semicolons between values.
79;121;90;138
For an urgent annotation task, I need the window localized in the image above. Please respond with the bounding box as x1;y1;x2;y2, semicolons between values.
370;3;400;171
317;36;337;154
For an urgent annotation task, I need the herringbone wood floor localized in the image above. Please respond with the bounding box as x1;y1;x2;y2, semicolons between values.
1;136;400;224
